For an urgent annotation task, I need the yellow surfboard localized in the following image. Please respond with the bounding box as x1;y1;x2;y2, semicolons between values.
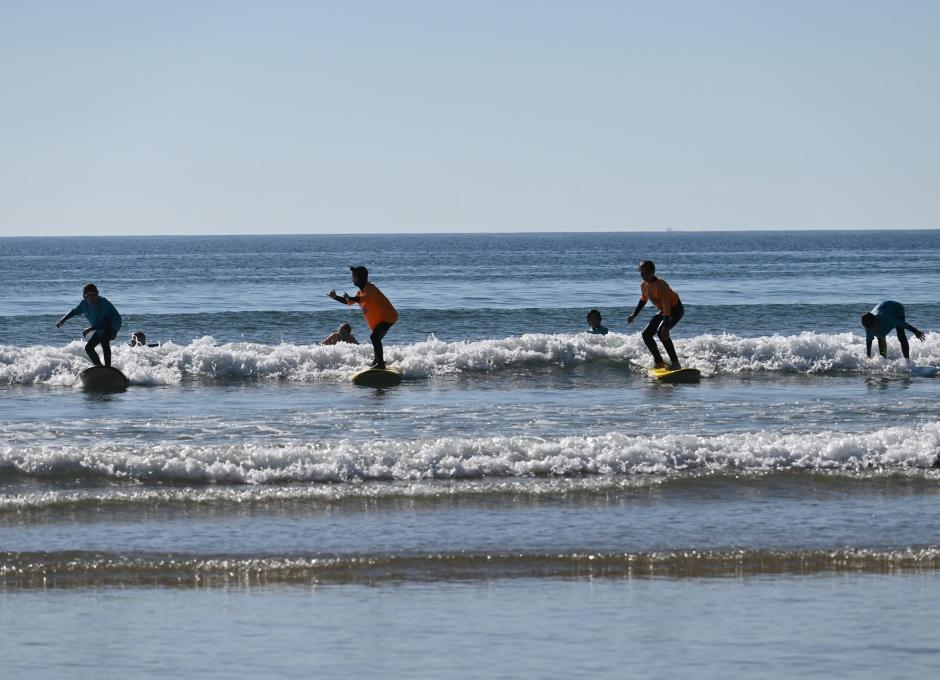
351;367;403;387
649;366;701;383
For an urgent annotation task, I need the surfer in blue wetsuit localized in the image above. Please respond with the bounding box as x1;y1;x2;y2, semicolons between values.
861;300;926;360
586;309;609;335
56;283;123;367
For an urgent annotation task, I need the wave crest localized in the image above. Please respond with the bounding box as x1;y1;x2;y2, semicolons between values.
2;332;938;385
2;424;939;486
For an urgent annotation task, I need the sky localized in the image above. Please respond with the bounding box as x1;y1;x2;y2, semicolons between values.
1;0;938;236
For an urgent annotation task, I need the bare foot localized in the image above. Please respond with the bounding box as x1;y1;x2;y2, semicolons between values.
669;363;682;370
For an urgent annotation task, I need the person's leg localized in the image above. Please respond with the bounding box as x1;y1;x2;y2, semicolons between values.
642;315;666;367
84;334;103;366
658;303;685;368
101;338;112;367
897;327;910;359
370;322;393;368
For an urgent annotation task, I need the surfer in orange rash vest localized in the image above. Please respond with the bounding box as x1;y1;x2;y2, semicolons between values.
328;266;398;369
626;260;685;370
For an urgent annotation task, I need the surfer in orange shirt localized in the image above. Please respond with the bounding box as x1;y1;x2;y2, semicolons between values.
328;266;398;369
627;260;684;370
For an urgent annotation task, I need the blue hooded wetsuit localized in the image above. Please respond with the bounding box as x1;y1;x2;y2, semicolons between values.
866;301;915;341
65;296;123;339
865;300;920;358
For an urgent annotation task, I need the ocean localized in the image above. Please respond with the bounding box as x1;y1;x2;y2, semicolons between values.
3;230;940;678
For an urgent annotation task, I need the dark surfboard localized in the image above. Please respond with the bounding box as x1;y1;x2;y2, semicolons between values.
79;366;130;392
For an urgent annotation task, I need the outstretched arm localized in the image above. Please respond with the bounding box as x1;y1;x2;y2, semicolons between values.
627;300;646;324
327;290;360;304
55;309;77;328
865;334;873;358
903;321;926;341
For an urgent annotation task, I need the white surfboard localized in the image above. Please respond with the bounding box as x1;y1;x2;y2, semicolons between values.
909;366;939;377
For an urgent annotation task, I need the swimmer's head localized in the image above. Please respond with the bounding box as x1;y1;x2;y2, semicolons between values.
860;312;876;329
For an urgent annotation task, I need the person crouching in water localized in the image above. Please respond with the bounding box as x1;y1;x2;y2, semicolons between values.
56;283;123;367
328;266;398;369
627;260;684;369
321;322;360;345
861;300;926;360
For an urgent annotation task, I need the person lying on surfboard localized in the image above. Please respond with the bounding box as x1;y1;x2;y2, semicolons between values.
586;309;609;335
627;260;684;370
328;266;398;369
321;322;360;346
56;282;123;367
861;301;926;360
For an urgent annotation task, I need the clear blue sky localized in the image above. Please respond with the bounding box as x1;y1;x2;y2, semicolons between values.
1;0;938;236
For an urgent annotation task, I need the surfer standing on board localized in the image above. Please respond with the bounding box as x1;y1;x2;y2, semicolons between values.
861;300;926;360
56;283;123;367
328;266;398;369
627;260;685;370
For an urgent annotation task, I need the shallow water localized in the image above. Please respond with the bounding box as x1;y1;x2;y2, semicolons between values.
5;576;940;679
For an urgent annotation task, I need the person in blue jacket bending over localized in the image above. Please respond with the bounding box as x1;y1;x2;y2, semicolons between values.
860;300;926;360
56;283;123;367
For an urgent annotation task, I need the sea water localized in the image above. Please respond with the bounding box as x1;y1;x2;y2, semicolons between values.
2;231;940;677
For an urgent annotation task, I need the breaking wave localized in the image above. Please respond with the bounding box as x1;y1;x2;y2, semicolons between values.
2;423;939;490
2;331;938;386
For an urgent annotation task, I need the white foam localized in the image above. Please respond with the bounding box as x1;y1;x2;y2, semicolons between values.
2;332;939;385
2;423;940;487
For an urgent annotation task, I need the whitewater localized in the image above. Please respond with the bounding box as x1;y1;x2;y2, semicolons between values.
3;330;940;386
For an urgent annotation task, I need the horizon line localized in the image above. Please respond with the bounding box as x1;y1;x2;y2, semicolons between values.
2;226;939;239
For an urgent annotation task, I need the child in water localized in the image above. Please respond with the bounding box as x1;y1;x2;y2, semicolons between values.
321;323;359;345
128;331;160;348
56;283;123;367
328;266;398;369
861;300;926;360
627;260;684;369
586;309;608;335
